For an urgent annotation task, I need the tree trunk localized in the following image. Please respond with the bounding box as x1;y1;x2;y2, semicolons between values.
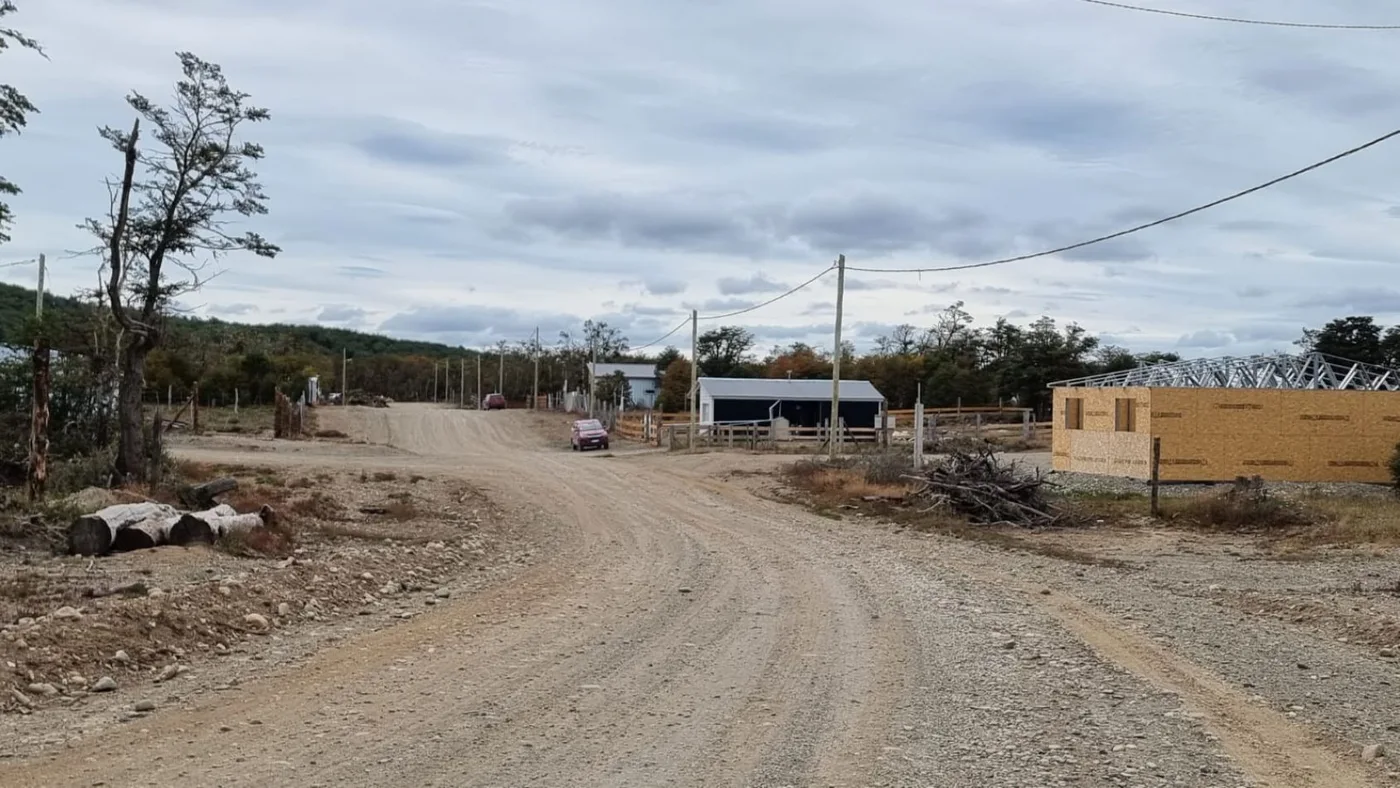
166;504;237;546
115;344;149;483
68;502;178;556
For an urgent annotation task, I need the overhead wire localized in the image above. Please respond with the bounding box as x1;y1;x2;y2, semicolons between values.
1074;0;1400;30
847;127;1400;274
628;316;691;352
697;264;837;320
0;257;38;269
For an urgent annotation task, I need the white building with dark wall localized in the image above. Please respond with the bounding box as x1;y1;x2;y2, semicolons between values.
588;362;662;409
697;377;886;428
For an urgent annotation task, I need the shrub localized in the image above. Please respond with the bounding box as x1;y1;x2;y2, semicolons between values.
861;452;910;485
288;492;346;521
1173;476;1310;531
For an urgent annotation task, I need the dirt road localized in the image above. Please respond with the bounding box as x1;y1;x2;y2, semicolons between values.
0;405;1382;787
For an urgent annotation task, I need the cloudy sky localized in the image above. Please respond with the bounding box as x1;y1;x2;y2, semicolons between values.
4;0;1400;357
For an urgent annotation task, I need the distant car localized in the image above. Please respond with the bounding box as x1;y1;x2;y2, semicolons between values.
571;418;609;451
483;393;507;410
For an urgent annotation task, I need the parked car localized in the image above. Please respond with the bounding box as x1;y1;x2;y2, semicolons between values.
483;393;507;410
571;418;609;451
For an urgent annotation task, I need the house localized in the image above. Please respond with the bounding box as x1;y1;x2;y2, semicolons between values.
1050;352;1400;483
697;377;885;429
588;362;662;409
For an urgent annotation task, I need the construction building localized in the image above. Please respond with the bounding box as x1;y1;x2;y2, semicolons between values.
1049;353;1400;483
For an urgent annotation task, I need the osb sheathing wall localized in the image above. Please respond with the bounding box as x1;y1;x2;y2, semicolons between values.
1051;388;1152;477
1053;386;1400;483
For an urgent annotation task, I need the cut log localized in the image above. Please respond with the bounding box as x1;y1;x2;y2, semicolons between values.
176;477;239;510
68;503;178;556
166;504;237;547
161;504;235;547
110;517;171;553
207;510;270;538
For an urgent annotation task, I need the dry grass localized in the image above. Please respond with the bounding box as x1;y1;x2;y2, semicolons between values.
384;500;419;521
371;471;398;483
217;518;296;558
314;429;349;439
288;491;347;521
1279;495;1400;549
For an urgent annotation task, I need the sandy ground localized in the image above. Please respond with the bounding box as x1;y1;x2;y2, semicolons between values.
0;404;1394;786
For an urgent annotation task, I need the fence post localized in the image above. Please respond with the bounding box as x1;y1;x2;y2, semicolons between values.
1021;408;1031;441
913;402;924;469
1150;437;1162;517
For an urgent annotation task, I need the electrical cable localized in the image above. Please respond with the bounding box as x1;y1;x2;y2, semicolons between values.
629;316;691;352
1075;0;1400;30
847;127;1400;274
0;257;37;269
697;264;837;320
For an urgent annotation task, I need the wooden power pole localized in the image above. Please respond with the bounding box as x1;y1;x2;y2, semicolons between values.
476;354;482;410
341;348;347;405
689;309;698;449
460;356;466;408
829;254;846;461
532;327;540;410
27;253;49;502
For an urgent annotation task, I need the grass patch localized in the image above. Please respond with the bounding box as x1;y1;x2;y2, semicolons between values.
384;500;419;521
314;429;349;439
371;471;397;483
217;517;296;558
288;492;347;521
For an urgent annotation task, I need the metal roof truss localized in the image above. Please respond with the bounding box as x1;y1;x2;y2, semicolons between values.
1050;352;1400;391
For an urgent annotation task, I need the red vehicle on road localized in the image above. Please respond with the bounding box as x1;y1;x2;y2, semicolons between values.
570;418;609;451
483;393;507;410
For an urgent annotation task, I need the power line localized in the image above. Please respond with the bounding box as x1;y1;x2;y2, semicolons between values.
629;317;691;352
1075;0;1400;30
698;264;836;320
0;257;38;269
848;126;1400;274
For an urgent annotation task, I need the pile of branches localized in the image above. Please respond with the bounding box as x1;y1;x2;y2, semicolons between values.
906;447;1062;528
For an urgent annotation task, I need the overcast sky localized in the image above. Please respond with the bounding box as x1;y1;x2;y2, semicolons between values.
4;0;1400;357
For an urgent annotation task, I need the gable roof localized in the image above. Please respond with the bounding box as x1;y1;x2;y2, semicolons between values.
589;362;660;379
699;376;884;401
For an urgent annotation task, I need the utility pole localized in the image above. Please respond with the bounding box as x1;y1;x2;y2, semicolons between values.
433;362;439;403
532;327;540;410
28;254;49;501
341;348;347;405
476;354;482;410
829;254;846;461
498;347;505;397
588;338;598;418
460;356;466;408
689;309;698;449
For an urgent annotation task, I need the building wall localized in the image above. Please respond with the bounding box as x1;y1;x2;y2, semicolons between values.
1053;386;1400;483
1051;388;1152;477
626;375;660;409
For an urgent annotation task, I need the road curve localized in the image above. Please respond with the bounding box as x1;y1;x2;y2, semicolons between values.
0;405;1371;787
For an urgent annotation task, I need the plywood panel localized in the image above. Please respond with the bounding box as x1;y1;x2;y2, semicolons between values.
1361;393;1400;437
1154;434;1221;482
1303;436;1394;484
1186;389;1284;437
1147;388;1196;437
1279;389;1367;438
1059;430;1151;479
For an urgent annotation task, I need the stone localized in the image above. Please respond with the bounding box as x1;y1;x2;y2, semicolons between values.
92;676;117;692
277;603;292;618
434;588;451;599
134;699;156;712
10;688;35;708
218;586;232;596
1381;647;1397;659
243;613;269;630
155;665;180;683
52;606;82;621
113;650;131;664
678;587;694;594
147;588;166;599
27;683;57;696
1364;744;1386;763
1001;640;1017;650
360;572;374;581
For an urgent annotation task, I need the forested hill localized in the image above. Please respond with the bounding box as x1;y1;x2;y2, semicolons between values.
0;281;464;358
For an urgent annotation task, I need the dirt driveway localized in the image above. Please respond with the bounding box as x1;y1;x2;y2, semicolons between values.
0;404;1387;787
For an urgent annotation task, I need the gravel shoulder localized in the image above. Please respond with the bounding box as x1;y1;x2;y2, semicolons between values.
1;405;1389;786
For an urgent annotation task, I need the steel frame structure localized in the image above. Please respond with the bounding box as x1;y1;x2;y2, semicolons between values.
1050;352;1400;391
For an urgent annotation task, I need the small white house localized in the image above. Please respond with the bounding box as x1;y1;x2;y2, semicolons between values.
588;362;661;409
697;377;886;428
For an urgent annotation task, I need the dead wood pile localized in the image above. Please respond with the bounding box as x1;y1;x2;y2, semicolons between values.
67;477;276;556
906;448;1061;527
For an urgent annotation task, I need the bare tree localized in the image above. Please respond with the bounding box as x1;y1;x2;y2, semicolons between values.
0;1;43;244
84;52;279;481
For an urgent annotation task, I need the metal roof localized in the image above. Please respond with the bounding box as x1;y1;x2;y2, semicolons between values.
1050;352;1400;391
699;377;885;401
589;362;659;379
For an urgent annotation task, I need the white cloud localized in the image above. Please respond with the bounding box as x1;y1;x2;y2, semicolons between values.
4;0;1400;354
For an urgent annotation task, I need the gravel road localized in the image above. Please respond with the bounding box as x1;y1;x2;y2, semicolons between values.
0;405;1382;787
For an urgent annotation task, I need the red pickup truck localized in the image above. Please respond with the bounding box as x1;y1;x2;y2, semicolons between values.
570;419;609;451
